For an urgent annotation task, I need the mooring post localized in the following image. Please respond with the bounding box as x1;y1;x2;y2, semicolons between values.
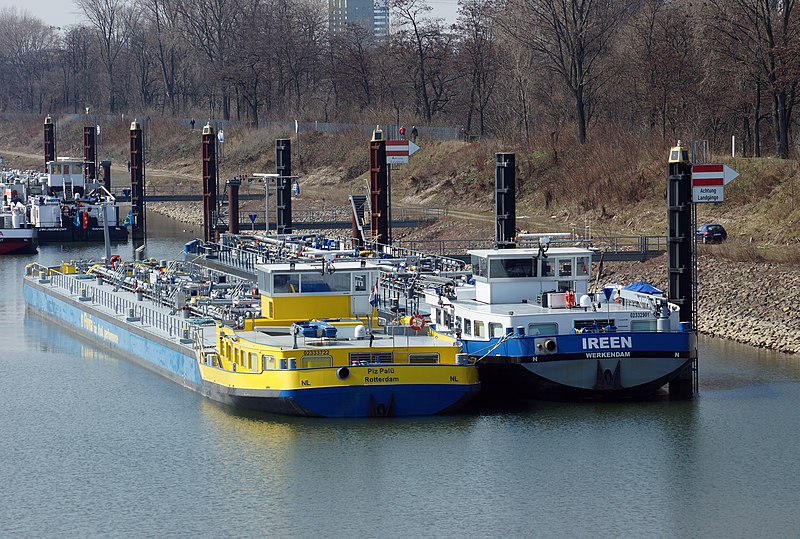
83;125;97;181
276;139;293;235
100;160;112;192
227;176;240;234
666;141;698;397
369;129;389;250
202;123;218;243
495;153;516;249
129;119;146;243
44;115;55;170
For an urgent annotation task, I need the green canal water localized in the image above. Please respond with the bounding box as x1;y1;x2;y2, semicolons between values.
1;213;799;537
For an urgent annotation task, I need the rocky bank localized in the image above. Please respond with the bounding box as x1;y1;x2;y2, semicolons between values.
604;255;800;355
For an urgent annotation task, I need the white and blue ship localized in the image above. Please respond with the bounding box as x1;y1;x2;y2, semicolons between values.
422;237;696;399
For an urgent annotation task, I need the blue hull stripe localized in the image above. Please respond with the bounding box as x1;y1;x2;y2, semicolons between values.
461;331;694;359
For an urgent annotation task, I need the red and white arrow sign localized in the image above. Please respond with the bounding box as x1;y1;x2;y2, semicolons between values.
385;139;420;164
691;163;739;186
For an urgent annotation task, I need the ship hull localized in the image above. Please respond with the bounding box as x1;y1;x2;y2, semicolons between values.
0;229;38;254
464;331;696;399
23;277;478;417
36;225;128;243
221;382;479;417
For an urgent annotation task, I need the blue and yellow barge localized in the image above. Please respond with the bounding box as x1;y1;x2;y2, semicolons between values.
23;258;479;417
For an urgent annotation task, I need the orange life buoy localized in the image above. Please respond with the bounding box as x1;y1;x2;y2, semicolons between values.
409;314;426;331
565;290;576;308
109;255;122;269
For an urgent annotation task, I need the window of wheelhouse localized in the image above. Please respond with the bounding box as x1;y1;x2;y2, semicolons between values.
463;318;472;336
488;322;504;338
541;259;555;277
471;255;488;278
273;272;299;293
577;257;590;276
489;258;536;278
558;259;572;277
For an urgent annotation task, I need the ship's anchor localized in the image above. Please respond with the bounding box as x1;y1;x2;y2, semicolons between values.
594;360;622;390
369;394;396;417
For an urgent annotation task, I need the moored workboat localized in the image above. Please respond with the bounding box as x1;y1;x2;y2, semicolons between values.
0;200;37;255
2;160;128;243
23;256;478;417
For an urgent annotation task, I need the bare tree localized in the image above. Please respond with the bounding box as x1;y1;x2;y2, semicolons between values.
175;0;242;119
141;0;184;114
708;0;800;158
331;23;378;110
392;0;458;123
624;0;700;140
0;9;58;112
60;25;96;113
455;0;500;137
76;0;134;113
501;0;629;143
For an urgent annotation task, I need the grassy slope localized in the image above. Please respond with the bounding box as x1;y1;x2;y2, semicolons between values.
1;116;798;260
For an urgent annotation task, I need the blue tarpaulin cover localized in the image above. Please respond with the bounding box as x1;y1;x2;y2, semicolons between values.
624;281;663;295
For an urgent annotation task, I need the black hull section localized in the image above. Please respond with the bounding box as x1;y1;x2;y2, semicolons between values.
478;360;693;401
37;226;128;243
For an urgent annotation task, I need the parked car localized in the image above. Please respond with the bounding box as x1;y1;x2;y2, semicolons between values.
696;223;727;243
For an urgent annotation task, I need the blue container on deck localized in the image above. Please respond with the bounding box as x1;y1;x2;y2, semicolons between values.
680;321;693;332
292;321;338;338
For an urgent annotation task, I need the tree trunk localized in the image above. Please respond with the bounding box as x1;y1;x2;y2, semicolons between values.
777;91;790;158
754;81;761;158
575;84;586;144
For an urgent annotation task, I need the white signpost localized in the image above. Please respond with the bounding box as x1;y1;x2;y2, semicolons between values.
385;139;420;164
691;163;739;203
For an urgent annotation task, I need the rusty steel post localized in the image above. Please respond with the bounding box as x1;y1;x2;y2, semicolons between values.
369;132;388;248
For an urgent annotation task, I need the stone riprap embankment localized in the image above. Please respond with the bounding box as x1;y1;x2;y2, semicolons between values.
150;202;202;226
604;255;800;355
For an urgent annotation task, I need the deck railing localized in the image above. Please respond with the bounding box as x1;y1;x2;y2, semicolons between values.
32;266;194;343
